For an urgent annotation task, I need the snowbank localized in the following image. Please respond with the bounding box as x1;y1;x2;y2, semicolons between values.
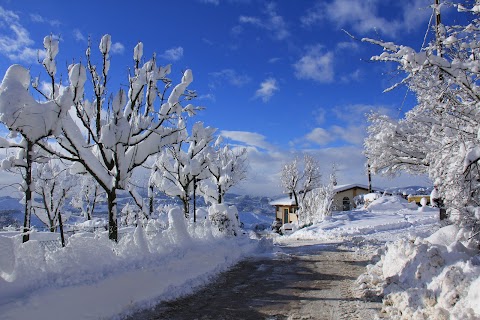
356;225;480;319
0;207;268;320
281;197;438;242
367;195;419;212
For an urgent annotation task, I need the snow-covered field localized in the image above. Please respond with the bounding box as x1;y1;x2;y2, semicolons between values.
1;195;479;320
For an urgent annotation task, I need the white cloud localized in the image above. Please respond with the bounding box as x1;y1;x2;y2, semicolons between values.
293;45;334;83
268;57;281;64
73;29;86;42
340;69;361;83
199;0;220;5
216;126;428;197
230;25;243;37
197;93;216;102
336;41;360;51
0;6;43;63
111;42;125;55
305;128;334;146
254;77;279;102
293;103;389;149
160;46;184;61
239;2;289;40
301;0;431;37
220;130;274;151
210;69;251;87
30;13;60;27
314;108;327;125
331;125;366;146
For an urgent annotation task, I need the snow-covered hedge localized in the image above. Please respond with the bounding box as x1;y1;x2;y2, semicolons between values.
0;206;268;320
356;225;480;319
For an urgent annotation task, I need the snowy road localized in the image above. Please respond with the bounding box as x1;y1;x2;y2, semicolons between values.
125;241;381;320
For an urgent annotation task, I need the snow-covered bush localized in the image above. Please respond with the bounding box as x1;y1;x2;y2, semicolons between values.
208;204;240;236
355;192;381;208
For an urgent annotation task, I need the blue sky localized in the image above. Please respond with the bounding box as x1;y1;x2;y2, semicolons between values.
0;0;437;196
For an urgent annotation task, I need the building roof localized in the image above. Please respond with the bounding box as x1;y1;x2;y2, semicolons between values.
333;183;382;193
269;184;383;206
269;196;296;206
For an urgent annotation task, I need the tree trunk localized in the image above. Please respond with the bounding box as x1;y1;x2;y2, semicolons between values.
367;163;372;193
293;191;299;207
218;185;222;204
182;198;189;219
58;211;66;247
107;191;118;242
193;179;197;223
149;184;154;217
22;140;33;243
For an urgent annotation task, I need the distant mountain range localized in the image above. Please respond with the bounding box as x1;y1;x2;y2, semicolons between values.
0;193;275;229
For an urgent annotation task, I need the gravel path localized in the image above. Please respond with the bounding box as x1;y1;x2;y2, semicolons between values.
124;241;381;320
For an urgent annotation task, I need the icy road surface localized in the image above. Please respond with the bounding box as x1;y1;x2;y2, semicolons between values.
125;241;381;320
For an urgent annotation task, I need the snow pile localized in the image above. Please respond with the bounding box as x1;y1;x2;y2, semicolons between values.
356;225;480;319
0;206;267;320
366;195;419;212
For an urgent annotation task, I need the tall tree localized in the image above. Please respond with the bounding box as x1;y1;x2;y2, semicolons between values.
32;161;75;247
70;174;104;221
363;1;480;239
0;135;51;243
200;140;248;205
152;121;215;218
280;154;321;207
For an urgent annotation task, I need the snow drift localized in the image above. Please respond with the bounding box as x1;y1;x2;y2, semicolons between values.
356;225;480;319
0;206;267;320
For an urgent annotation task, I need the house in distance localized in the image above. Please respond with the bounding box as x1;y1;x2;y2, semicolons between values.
270;183;381;225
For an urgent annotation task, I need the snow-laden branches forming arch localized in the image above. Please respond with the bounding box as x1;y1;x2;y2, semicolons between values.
363;1;480;241
0;34;201;241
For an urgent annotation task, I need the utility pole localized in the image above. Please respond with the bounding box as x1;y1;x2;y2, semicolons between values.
435;0;443;57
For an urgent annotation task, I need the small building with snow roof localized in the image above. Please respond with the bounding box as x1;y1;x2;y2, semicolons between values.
269;196;298;225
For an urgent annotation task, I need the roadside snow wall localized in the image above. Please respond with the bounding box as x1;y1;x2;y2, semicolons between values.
0;206;268;320
356;224;480;319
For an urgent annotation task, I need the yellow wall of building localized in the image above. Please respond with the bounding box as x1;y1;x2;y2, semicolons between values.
275;206;298;224
332;188;370;211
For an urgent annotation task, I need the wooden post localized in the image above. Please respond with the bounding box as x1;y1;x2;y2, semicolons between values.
367;163;372;193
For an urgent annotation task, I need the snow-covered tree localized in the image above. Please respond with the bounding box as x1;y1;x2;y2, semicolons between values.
0;135;51;242
70;174;104;221
299;171;336;225
280;154;321;207
200;140;248;205
0;34;200;241
32;161;75;247
365;112;431;176
152;121;215;219
363;1;480;242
